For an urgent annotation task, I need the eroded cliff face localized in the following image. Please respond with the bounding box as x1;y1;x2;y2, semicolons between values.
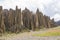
0;6;56;33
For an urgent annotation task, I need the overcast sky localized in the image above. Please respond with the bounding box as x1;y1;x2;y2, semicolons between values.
0;0;60;21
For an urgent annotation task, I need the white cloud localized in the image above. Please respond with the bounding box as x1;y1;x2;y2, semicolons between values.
51;14;60;21
0;0;26;9
0;0;53;11
0;0;60;21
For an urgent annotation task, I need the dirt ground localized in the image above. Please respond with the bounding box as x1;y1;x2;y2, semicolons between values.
0;27;60;40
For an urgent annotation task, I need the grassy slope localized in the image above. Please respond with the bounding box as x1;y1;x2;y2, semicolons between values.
33;26;60;37
0;26;60;39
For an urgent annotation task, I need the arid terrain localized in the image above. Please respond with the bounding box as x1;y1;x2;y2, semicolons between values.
0;26;60;40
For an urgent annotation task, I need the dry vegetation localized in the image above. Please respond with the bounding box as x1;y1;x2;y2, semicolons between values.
0;26;60;40
33;26;60;36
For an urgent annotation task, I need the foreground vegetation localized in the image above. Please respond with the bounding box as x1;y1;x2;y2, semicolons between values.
0;26;60;37
33;26;60;37
0;26;60;40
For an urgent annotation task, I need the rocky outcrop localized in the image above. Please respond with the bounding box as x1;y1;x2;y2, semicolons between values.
0;6;56;33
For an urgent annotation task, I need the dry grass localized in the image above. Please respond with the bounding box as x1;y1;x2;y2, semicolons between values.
33;26;60;37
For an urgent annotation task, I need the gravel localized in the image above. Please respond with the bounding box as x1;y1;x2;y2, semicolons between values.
0;35;60;40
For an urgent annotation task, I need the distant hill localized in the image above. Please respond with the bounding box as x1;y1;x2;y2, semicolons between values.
55;21;60;26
